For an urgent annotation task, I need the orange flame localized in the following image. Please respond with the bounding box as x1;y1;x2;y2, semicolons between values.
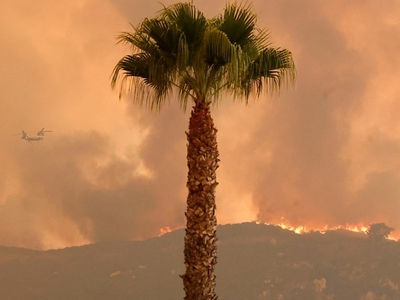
159;226;172;237
257;216;397;240
160;218;397;240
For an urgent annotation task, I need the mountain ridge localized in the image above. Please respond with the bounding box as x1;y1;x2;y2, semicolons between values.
0;222;399;299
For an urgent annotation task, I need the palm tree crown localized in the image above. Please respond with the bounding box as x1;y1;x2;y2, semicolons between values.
111;2;295;109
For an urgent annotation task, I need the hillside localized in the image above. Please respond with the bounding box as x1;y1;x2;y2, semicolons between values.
0;223;399;299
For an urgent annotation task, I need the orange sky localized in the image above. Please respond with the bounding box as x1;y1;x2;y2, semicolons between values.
1;0;400;249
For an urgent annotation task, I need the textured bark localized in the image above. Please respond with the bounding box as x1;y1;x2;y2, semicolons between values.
182;101;219;300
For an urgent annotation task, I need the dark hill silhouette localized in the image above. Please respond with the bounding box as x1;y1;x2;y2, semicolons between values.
0;223;399;299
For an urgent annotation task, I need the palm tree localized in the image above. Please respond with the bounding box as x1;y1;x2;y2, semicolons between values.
111;2;295;299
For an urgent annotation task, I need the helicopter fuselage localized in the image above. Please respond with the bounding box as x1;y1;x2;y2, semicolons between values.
22;135;43;142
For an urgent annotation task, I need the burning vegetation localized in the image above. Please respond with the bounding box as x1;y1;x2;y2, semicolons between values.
256;218;397;241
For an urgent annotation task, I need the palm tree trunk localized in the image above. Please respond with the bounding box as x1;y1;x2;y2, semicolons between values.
182;101;219;300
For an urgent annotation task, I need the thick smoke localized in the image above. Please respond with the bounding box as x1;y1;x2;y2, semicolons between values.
220;0;400;230
0;0;189;249
1;130;186;249
1;0;400;249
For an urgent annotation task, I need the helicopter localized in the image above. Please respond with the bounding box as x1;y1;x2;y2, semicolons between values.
14;128;53;143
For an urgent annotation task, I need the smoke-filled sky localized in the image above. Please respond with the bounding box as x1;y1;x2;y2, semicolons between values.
1;0;400;249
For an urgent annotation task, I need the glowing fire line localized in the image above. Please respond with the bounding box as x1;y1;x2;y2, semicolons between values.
257;217;397;240
158;218;397;240
159;226;172;236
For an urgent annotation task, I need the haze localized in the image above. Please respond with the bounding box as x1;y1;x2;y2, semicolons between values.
1;0;400;250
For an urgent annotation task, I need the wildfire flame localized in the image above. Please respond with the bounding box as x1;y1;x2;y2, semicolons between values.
159;217;397;240
159;226;172;237
277;219;369;235
257;217;397;240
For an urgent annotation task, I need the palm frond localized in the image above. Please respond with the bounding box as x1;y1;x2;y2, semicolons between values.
114;53;151;78
116;27;154;54
203;29;234;67
111;51;174;106
240;47;296;98
177;33;190;71
141;18;180;57
257;48;296;82
217;3;257;48
162;2;207;50
242;28;271;59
